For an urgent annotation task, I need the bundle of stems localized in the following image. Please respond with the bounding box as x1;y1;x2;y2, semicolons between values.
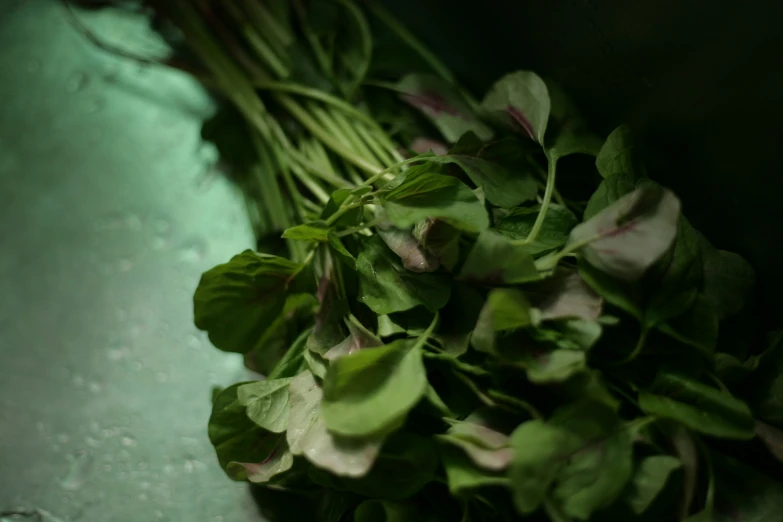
134;0;458;262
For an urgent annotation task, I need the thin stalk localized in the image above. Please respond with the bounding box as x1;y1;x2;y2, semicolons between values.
611;327;649;366
527;156;568;207
366;2;455;84
331;110;397;168
361;153;436;187
334;0;373;99
240;0;293;51
250;132;289;231
343;162;366;186
230;7;290;78
253;80;382;131
289;162;330;204
292;0;333;77
524;155;558;244
275;94;382;175
309;103;381;170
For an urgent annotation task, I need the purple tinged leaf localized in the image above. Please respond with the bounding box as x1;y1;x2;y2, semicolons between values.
231;437;294;484
286;371;382;477
396;74;494;143
377;222;440;273
409;137;449;156
527;269;603;322
481;71;551;144
569;186;681;281
324;321;383;361
439;415;513;471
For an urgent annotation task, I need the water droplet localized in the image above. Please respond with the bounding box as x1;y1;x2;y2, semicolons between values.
156;372;169;383
162;464;174;475
103;464;112;472
83;98;103;114
107;345;129;361
138;493;148;501
137;461;149;470
213;517;224;522
118;259;134;272
72;375;84;388
152;218;171;233
178;239;207;263
61;450;92;491
121;436;137;448
57;434;70;444
85;437;100;448
65;71;89;94
151;236;167;250
88;382;102;394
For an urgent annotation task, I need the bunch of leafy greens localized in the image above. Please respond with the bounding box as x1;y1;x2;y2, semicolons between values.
109;1;783;521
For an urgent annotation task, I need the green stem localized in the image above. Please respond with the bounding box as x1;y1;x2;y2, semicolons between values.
224;1;289;78
334;0;373;99
366;2;455;84
611;327;649;366
289;161;330;204
362;153;436;187
310;103;382;170
336;218;382;237
486;390;542;418
275;94;382;175
524;155;558;244
325;201;366;226
241;0;293;50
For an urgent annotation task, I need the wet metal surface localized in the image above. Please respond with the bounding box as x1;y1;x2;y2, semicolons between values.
0;2;262;520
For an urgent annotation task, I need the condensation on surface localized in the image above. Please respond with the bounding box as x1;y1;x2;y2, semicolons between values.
0;2;261;521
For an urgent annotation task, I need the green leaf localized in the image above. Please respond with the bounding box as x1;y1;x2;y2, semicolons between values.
282;221;331;242
583;171;639;221
227;437;295;484
755;421;783;463
435;284;484;356
208;383;287;482
578;261;643;320
526;269;603;322
237;377;295;433
481;70;550;144
377;223;441;273
458;230;539;285
328;232;356;270
522;348;587;384
439;444;510;495
413;218;461;272
657;294;719;355
438;417;512;471
381;170;489;232
341;432;440;500
324;320;383;361
396;74;494;143
638;373;755;439
509;400;633;518
709;453;783;522
194;251;304;354
596;125;643;179
354;500;419;522
426;132;539;208
697;233;755;320
570;186;681;281
286;371;381;477
749;331;783;426
307;277;348;356
625;456;682;515
357;236;451;315
322;188;363;227
322;339;428;437
471;288;537;353
495;204;578;255
543;78;603;159
644;218;704;327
